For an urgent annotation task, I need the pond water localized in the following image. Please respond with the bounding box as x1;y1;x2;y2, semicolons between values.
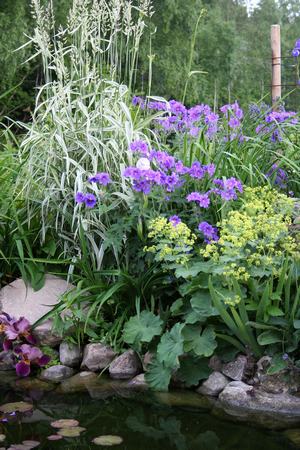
0;373;297;450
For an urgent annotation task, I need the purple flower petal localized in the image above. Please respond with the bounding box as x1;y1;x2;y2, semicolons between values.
16;361;31;377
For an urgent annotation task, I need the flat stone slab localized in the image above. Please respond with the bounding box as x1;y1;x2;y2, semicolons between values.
214;382;300;429
0;275;74;346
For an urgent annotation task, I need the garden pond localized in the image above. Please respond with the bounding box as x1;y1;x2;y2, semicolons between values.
0;372;298;450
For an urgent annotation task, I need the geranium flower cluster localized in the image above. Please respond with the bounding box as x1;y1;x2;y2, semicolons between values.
75;172;111;208
132;97;221;139
124;140;243;204
132;97;250;142
292;39;300;58
0;313;50;377
256;110;298;142
265;163;288;189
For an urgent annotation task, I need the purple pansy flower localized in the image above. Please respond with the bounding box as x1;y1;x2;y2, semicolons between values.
0;314;36;349
15;344;50;377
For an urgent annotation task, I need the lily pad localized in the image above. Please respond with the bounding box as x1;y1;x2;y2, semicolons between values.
51;419;79;428
0;435;5;443
57;427;86;437
8;445;34;450
92;435;123;446
22;440;40;448
47;435;63;441
0;402;33;414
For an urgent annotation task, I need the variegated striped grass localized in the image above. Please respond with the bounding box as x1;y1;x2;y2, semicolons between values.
16;0;158;270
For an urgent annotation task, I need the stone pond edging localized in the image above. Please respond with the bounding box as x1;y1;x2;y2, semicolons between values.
2;276;300;435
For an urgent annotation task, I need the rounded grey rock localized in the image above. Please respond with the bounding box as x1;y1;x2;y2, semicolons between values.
109;350;142;379
197;371;229;396
81;343;116;371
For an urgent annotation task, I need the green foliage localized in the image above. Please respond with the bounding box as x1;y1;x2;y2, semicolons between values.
157;323;185;369
177;356;212;387
201;187;298;283
123;311;164;351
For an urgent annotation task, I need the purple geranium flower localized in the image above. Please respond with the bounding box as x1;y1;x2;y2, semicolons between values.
228;117;241;129
88;172;111;186
130;140;149;155
84;193;97;208
186;192;210;208
75;192;86;204
189;161;206;179
198;221;219;243
169;215;181;227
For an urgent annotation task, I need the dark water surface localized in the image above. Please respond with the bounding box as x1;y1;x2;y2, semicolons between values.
0;373;297;450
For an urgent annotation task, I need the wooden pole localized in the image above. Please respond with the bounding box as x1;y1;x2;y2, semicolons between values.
271;24;281;110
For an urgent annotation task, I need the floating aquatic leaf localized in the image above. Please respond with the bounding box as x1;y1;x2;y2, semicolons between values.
57;427;86;437
22;440;40;448
8;445;33;450
0;435;5;443
92;435;123;446
0;402;33;414
47;435;63;441
51;419;79;428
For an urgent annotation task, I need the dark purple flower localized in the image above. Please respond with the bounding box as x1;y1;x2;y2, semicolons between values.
15;344;51;377
265;163;288;188
84;193;97;208
292;48;300;57
198;221;219;243
169;215;181;226
0;315;36;347
88;172;111;186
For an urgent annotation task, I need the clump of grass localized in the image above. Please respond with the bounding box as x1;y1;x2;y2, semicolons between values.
16;0;155;268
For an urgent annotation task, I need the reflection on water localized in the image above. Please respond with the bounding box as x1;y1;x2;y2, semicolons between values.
0;373;295;450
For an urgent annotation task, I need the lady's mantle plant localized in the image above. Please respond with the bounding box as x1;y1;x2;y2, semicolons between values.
0;313;50;376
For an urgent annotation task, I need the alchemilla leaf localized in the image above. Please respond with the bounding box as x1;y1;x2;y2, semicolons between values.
123;311;163;348
157;323;185;369
145;358;172;391
183;325;217;357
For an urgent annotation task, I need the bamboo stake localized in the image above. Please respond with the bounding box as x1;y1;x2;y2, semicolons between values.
271;24;281;110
